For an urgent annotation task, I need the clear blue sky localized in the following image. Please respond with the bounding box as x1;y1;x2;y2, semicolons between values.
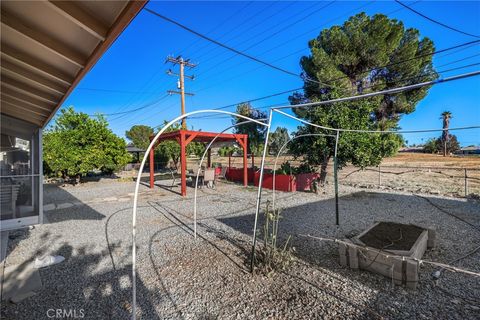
60;0;480;146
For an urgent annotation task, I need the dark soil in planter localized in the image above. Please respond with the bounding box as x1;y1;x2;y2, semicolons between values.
359;222;425;251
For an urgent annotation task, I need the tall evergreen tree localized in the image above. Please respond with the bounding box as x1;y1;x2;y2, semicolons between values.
289;13;437;183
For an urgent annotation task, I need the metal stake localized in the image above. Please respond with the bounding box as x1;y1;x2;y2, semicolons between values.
250;109;273;273
334;130;340;226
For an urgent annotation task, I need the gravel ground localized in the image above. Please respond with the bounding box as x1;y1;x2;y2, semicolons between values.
1;179;479;319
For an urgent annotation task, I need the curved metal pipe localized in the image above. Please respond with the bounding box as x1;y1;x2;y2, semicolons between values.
273;108;480;134
193;119;268;238
271;133;336;212
131;109;268;319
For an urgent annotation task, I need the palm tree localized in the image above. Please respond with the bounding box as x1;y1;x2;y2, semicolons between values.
441;111;452;156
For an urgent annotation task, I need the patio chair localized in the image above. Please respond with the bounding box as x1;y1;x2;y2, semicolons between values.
219;166;228;180
204;168;216;189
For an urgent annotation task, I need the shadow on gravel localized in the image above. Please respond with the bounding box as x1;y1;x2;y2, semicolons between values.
43;184;105;223
218;191;480;318
1;240;159;320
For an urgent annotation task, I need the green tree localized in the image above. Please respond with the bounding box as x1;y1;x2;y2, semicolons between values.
289;13;436;183
43;107;131;181
218;146;239;157
268;127;290;155
232;103;267;155
125;125;153;150
154;121;206;169
424;134;460;154
441;111;452;156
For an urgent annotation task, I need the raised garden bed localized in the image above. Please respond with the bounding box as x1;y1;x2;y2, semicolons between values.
225;168;255;183
296;173;320;191
338;221;436;289
253;171;296;192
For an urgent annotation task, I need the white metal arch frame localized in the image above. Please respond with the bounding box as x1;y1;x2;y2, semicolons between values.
193;119;269;239
270;133;336;212
131;110;268;319
249;71;480;272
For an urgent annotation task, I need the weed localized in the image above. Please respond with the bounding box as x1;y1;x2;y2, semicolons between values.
255;201;295;276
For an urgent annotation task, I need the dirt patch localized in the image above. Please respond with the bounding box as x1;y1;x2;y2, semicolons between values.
359;222;425;251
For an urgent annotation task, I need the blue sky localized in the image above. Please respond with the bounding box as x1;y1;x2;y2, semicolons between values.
60;0;480;146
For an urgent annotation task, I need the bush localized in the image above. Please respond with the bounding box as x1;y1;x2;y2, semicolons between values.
43;107;131;181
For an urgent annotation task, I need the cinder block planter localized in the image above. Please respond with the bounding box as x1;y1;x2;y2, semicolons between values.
338;221;436;289
253;172;296;192
296;173;320;191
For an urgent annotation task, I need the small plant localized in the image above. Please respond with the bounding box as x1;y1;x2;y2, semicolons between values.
255;201;295;275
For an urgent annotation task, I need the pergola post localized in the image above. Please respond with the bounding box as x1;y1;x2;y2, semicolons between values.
180;131;187;196
228;153;231;169
149;143;154;189
251;153;254;169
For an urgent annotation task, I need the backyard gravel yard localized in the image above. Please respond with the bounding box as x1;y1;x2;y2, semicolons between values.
1;178;479;319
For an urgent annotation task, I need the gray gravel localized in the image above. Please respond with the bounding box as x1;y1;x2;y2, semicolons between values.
1;179;479;319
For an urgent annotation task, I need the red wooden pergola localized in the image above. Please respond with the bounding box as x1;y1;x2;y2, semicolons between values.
149;129;248;196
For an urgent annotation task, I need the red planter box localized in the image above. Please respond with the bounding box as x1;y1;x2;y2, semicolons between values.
226;168;255;183
254;172;296;192
214;167;222;176
296;173;320;191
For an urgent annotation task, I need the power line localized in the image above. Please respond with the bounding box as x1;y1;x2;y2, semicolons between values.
88;94;170;117
276;70;480;111
189;60;480;120
76;87;158;94
192;1;376;94
395;0;480;38
143;7;332;88
177;1;254;57
107;41;479;124
187;1;292;64
194;1;333;71
322;39;480;88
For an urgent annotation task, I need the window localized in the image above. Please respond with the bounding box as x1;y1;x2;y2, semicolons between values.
1;115;42;230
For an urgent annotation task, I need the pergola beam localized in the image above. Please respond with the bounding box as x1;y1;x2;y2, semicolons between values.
149;129;249;195
1;11;86;68
1;59;67;95
1;45;74;86
46;0;108;41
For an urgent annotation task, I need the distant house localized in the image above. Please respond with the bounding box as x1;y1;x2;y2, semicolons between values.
455;146;480;155
126;144;145;163
399;146;425;153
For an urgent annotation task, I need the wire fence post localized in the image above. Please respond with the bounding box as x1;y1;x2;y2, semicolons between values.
334;130;340;226
378;165;381;187
464;168;468;197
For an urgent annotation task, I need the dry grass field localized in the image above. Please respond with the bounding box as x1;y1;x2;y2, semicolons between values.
191;153;480;197
379;152;480;168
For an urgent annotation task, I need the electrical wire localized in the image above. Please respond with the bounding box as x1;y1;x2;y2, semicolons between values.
143;7;335;89
194;1;335;73
177;1;254;57
192;1;375;89
189;58;480;122
87;95;170;117
188;1;297;66
395;0;480;39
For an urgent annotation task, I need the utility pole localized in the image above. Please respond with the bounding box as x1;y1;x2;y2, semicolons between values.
166;55;196;129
